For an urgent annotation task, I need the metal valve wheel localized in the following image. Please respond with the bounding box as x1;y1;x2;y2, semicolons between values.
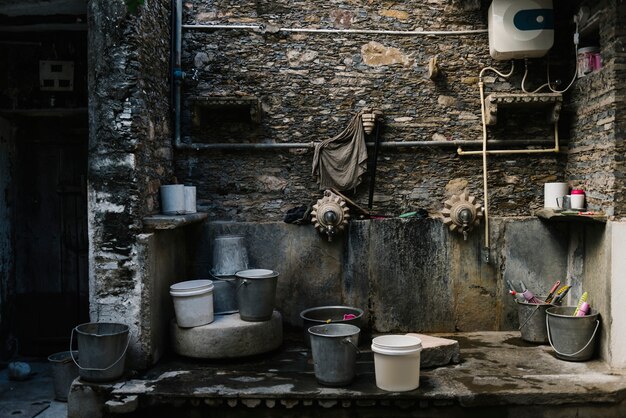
441;193;483;240
311;190;350;242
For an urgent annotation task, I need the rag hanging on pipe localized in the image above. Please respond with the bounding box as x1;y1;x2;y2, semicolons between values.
312;112;368;191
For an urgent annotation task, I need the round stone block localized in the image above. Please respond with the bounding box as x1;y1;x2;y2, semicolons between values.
171;310;283;359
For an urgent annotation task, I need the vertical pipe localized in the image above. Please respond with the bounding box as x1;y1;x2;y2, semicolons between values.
479;81;490;262
173;0;182;148
367;122;381;210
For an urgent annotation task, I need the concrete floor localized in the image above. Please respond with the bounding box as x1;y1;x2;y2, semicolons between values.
69;331;626;418
0;359;68;417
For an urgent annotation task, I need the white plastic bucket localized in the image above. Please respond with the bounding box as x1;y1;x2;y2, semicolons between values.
184;186;196;214
170;279;214;328
371;335;422;392
160;184;185;215
544;182;568;209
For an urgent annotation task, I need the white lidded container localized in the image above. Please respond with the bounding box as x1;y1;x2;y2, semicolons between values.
184;186;197;214
170;279;214;328
371;334;422;392
160;184;185;215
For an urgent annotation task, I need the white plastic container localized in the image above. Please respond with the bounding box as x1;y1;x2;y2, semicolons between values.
160;184;185;215
577;46;601;78
371;335;422;392
544;182;568;209
170;279;214;328
184;186;197;214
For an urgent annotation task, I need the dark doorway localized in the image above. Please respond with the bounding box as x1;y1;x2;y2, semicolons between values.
0;1;89;358
13;116;89;356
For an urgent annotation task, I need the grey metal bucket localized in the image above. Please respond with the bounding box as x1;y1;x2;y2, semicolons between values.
546;306;600;362
71;322;130;382
300;306;364;346
211;235;248;277
309;323;360;386
212;277;238;314
235;269;278;322
516;298;553;343
48;351;79;401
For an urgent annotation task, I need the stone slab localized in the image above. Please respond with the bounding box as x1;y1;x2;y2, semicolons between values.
142;212;208;230
406;333;460;368
171;311;283;359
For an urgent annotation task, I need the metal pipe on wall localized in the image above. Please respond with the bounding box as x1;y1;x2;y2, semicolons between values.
174;139;559;151
182;24;488;37
173;0;183;149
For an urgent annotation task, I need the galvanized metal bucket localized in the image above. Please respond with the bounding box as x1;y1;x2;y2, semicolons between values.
516;298;553;343
235;269;278;322
300;306;364;346
211;235;248;277
71;322;130;382
212;277;238;314
48;351;79;401
546;306;600;362
308;323;360;386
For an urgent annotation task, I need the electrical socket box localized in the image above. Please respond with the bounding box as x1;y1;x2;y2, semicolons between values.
39;60;74;91
488;0;554;61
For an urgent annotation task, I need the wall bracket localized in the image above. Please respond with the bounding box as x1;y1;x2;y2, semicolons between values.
484;92;562;125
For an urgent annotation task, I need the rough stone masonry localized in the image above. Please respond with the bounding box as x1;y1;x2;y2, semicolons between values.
174;0;577;222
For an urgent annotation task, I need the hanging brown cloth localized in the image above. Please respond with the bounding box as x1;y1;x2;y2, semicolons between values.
312;112;368;191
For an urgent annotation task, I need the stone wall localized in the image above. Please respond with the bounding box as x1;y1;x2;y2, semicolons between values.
612;1;626;216
87;0;173;367
566;0;624;217
175;0;574;222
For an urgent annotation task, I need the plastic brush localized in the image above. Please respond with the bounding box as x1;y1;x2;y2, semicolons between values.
544;280;561;303
521;289;541;304
506;280;518;293
552;285;571;305
508;290;524;302
573;291;588;316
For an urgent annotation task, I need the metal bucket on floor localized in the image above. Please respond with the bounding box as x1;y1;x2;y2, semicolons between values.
211;235;248;277
300;306;364;346
308;323;360;386
516;298;553;343
71;322;130;382
546;306;600;362
235;269;278;321
48;351;79;401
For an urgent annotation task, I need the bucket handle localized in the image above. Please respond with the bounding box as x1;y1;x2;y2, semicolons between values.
546;316;600;358
69;328;131;372
342;337;361;354
235;279;250;293
518;305;541;331
208;273;237;287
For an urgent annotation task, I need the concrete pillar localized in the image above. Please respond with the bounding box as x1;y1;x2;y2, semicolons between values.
609;221;626;368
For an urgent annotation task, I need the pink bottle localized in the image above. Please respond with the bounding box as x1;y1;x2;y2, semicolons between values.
571;189;586;210
576;302;590;317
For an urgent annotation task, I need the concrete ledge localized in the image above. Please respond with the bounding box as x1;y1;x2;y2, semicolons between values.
71;332;626;417
142;212;208;230
171;311;283;359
